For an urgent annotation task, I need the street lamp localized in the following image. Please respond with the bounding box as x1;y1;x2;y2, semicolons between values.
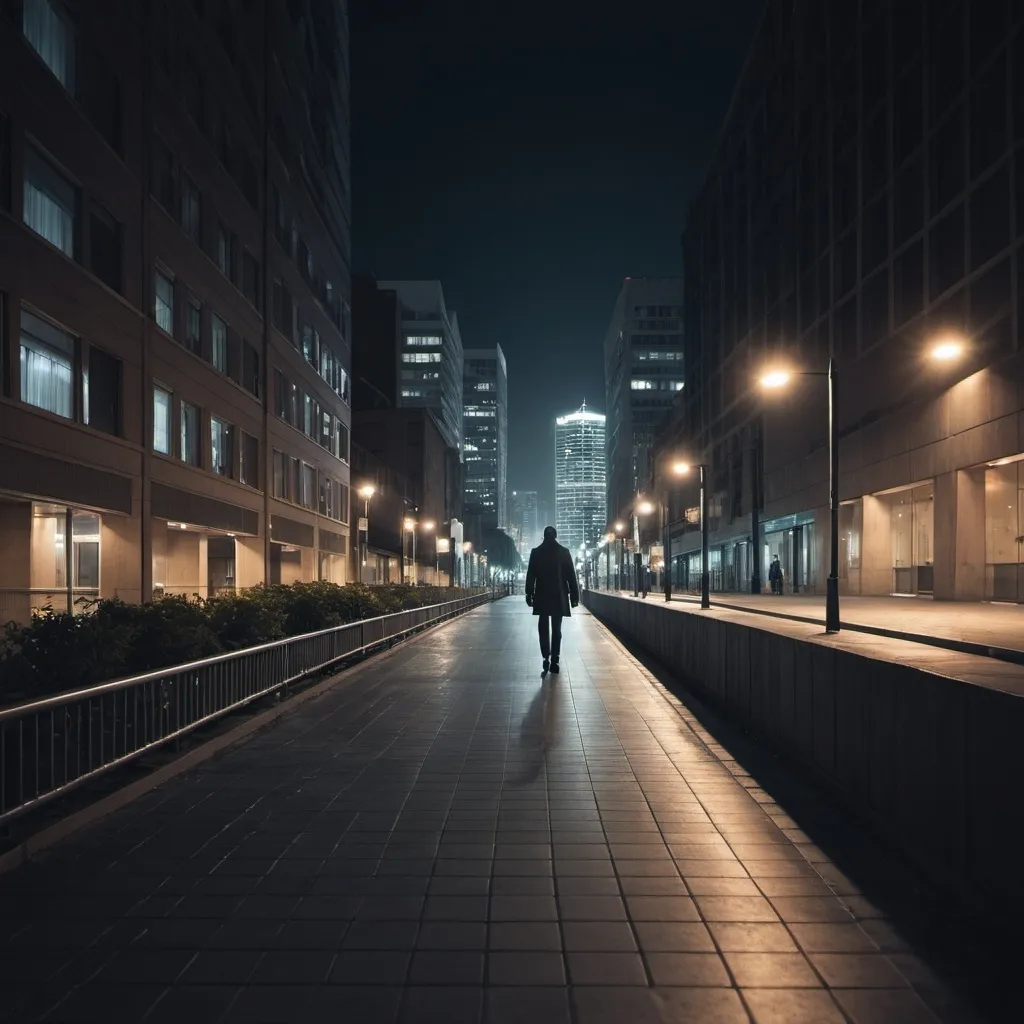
633;499;655;597
929;335;965;362
422;520;436;584
403;518;417;584
760;359;840;633
436;536;450;586
613;521;626;591
358;484;375;582
672;462;710;609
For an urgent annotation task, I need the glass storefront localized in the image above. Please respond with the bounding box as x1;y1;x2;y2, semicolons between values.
763;519;815;594
883;482;934;594
985;457;1024;602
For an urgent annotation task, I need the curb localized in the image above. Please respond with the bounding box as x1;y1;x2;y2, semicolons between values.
0;605;483;877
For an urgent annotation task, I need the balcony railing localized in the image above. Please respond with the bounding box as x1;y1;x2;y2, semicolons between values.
0;592;494;827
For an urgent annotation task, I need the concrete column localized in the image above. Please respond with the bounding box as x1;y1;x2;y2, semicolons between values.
101;513;143;604
860;494;892;595
933;469;985;601
235;535;264;590
0;502;32;623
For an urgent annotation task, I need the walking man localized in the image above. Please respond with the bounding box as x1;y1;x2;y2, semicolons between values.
525;526;580;674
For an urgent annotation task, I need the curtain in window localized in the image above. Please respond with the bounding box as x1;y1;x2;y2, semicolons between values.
21;334;73;417
23;0;74;91
155;273;173;332
23;178;74;255
153;388;170;453
212;315;228;372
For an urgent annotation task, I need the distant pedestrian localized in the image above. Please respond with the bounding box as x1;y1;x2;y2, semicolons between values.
769;556;783;595
525;526;580;674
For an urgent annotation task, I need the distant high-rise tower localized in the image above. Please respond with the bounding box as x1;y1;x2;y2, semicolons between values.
377;280;464;452
510;490;539;556
604;278;684;523
462;346;508;530
554;404;607;561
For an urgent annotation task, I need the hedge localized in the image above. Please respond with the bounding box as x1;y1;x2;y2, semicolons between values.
0;583;477;703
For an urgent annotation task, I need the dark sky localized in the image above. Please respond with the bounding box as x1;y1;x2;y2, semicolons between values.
350;0;764;512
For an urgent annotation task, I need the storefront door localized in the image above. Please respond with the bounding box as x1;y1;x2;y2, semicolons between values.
985;458;1024;602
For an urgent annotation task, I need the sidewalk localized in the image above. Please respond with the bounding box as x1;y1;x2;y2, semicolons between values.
0;601;993;1023
644;591;1024;661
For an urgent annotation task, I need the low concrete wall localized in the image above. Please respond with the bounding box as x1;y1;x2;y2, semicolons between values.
583;591;1024;920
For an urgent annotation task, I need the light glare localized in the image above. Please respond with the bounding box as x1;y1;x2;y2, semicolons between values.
761;370;790;389
931;340;964;361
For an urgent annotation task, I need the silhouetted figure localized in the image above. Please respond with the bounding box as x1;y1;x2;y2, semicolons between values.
769;555;783;595
525;526;580;674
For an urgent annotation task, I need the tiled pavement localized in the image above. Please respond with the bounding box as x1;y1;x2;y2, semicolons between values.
0;600;997;1023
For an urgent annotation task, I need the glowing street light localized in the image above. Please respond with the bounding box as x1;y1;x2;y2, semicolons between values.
358;484;375;574
672;461;691;476
637;501;654;516
666;458;709;609
930;337;965;362
760;359;840;633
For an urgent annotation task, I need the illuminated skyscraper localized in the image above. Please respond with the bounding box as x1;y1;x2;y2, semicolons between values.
554;404;606;561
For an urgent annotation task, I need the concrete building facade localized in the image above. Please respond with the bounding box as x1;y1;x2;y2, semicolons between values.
663;0;1024;602
462;344;508;532
0;0;352;624
555;405;607;563
604;277;685;528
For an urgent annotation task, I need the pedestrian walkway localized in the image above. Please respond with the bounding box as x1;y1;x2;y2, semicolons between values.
0;601;996;1023
652;591;1024;659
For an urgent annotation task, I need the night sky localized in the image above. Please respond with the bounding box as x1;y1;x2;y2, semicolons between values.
350;0;765;512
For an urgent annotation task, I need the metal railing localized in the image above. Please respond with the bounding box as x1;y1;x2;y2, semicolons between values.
0;592;494;826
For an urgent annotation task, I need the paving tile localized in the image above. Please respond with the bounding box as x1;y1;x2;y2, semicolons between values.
769;896;856;923
483;986;571;1024
809;952;909;988
254;950;335;984
571;987;663;1024
742;988;846;1024
416;923;488;950
487;951;565;985
557;895;627;920
832;987;942;1024
489;897;557;921
400;985;482;1023
645;952;731;986
695;895;780;922
562;921;637;951
143;984;241;1024
708;922;798;952
723;951;821;987
331;950;410;984
566;952;649;986
789;923;880;953
408;951;485;985
625;895;700;921
487;923;562;950
178;949;262;984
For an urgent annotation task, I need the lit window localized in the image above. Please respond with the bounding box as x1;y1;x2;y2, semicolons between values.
211;416;233;477
154;270;174;333
23;144;76;256
20;310;74;418
153;386;171;453
211;313;228;373
180;173;202;243
631;379;654;390
23;0;75;91
406;335;442;346
180;400;200;466
402;351;441;363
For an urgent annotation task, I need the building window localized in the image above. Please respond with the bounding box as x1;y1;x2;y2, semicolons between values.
406;335;442;346
180;172;201;243
180;400;200;466
336;419;349;463
216;223;235;279
240;431;258;487
152;135;175;212
23;0;76;91
630;379;654;390
20;310;74;418
85;346;121;436
302;392;314;437
154;269;174;333
273;280;295;342
89;203;121;292
153;386;171;454
241;250;260;306
302;463;316;509
272;449;287;499
402;352;441;363
211;416;233;477
242;340;260;397
23;144;76;257
211;313;228;373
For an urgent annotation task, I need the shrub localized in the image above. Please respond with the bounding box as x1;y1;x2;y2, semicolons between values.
0;583;477;702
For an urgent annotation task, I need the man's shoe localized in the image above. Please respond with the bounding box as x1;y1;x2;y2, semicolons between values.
542;658;549;673
550;659;560;674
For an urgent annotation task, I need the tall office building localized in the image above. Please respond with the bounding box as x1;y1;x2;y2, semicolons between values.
377;280;464;453
604;278;685;526
555;405;607;560
0;0;352;624
509;489;539;557
462;345;507;530
662;0;1024;602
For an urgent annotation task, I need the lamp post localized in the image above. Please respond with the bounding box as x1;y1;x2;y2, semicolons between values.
613;521;626;591
436;536;450;586
761;362;839;632
403;518;418;584
634;500;654;598
422;520;436;585
358;484;375;583
671;463;710;609
463;541;473;588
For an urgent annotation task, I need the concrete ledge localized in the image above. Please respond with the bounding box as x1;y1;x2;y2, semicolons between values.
0;606;483;877
582;590;1024;921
